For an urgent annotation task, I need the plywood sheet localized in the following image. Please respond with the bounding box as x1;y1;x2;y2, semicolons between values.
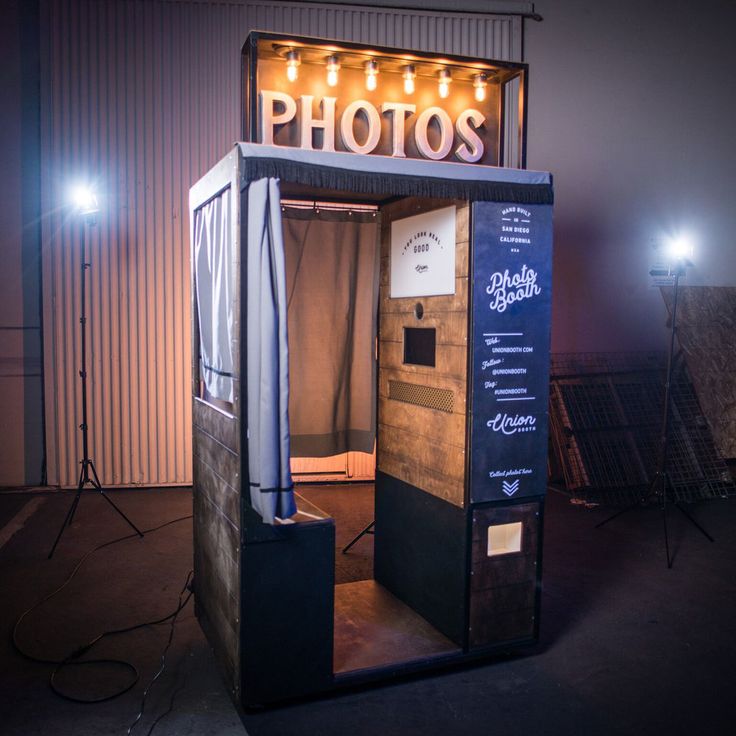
662;286;736;459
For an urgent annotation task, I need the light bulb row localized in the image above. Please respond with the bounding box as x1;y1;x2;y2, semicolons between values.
283;50;488;101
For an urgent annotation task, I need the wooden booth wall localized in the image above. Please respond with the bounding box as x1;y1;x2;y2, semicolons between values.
39;0;522;487
662;286;736;459
378;199;470;507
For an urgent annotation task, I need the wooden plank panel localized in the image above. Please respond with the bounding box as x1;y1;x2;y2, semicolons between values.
194;547;240;642
470;553;537;592
196;602;237;690
378;196;469;507
470;581;537;613
378;397;467;446
378;449;464;507
380;424;466;481
193;425;239;487
468;502;540;646
193;457;239;526
379;340;467;382
468;606;536;648
194;485;239;565
379;311;468;348
193;397;238;453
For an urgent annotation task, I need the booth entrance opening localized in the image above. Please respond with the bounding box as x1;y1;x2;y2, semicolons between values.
279;184;467;674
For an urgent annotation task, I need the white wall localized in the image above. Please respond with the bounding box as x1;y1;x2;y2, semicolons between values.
525;0;736;352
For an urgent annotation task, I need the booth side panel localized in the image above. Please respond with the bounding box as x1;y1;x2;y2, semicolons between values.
468;499;542;648
377;198;470;508
192;401;242;698
190;150;244;702
240;519;336;706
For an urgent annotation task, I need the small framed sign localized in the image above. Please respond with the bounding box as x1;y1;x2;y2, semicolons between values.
390;205;456;298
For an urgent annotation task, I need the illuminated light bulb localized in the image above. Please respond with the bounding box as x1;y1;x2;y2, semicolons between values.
71;185;99;215
326;55;340;87
285;49;300;82
473;73;487;102
364;59;378;91
402;64;416;95
438;68;451;99
666;233;695;262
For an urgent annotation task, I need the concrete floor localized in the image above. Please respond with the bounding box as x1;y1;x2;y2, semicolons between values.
1;486;734;735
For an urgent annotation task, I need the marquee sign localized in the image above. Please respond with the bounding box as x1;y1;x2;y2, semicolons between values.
242;32;528;167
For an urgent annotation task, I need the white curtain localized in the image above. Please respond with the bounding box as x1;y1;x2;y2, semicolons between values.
246;178;296;524
194;188;234;404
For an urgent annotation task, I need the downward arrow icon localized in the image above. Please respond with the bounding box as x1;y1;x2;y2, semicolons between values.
502;479;520;497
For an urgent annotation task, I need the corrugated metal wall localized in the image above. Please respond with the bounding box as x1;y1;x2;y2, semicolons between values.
39;0;522;487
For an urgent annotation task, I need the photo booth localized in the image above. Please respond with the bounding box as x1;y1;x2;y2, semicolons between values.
189;35;553;707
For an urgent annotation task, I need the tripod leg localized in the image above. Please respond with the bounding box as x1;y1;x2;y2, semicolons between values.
595;503;639;530
48;484;85;559
662;498;672;569
342;521;375;554
90;460;143;538
67;463;87;526
674;503;715;543
87;459;103;490
98;492;144;537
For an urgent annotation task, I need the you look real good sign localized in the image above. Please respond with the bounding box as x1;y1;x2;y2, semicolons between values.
390;206;456;299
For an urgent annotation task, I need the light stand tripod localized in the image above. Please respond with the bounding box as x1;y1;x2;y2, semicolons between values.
595;260;714;568
49;200;143;559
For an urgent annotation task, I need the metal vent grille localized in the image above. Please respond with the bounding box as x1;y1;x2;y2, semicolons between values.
388;380;454;413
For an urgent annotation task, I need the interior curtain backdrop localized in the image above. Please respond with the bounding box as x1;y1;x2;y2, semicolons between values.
283;207;380;457
246;178;296;523
194;188;234;404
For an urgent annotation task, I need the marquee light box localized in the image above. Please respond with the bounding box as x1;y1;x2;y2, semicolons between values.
242;32;529;168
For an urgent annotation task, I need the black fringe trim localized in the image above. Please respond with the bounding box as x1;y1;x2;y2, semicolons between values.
241;157;553;205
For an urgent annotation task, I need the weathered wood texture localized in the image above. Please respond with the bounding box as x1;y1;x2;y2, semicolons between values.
468;502;541;648
333;580;459;674
192;398;242;698
662;286;736;459
377;198;469;507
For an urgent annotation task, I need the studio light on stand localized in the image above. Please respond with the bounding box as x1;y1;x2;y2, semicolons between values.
48;185;144;559
596;232;714;568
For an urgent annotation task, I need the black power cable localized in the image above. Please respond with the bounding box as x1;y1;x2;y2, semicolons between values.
12;514;194;706
126;570;194;735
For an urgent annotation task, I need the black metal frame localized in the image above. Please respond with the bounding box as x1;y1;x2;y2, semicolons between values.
48;213;143;559
596;265;715;568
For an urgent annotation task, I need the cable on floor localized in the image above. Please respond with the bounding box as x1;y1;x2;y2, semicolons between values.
126;569;194;735
11;514;194;704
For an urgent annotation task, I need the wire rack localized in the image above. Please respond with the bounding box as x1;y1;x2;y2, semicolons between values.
549;352;735;505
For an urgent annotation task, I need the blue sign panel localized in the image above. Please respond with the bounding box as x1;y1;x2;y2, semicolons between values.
469;202;553;503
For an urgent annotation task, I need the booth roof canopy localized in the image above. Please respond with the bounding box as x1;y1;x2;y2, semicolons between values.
237;143;553;205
